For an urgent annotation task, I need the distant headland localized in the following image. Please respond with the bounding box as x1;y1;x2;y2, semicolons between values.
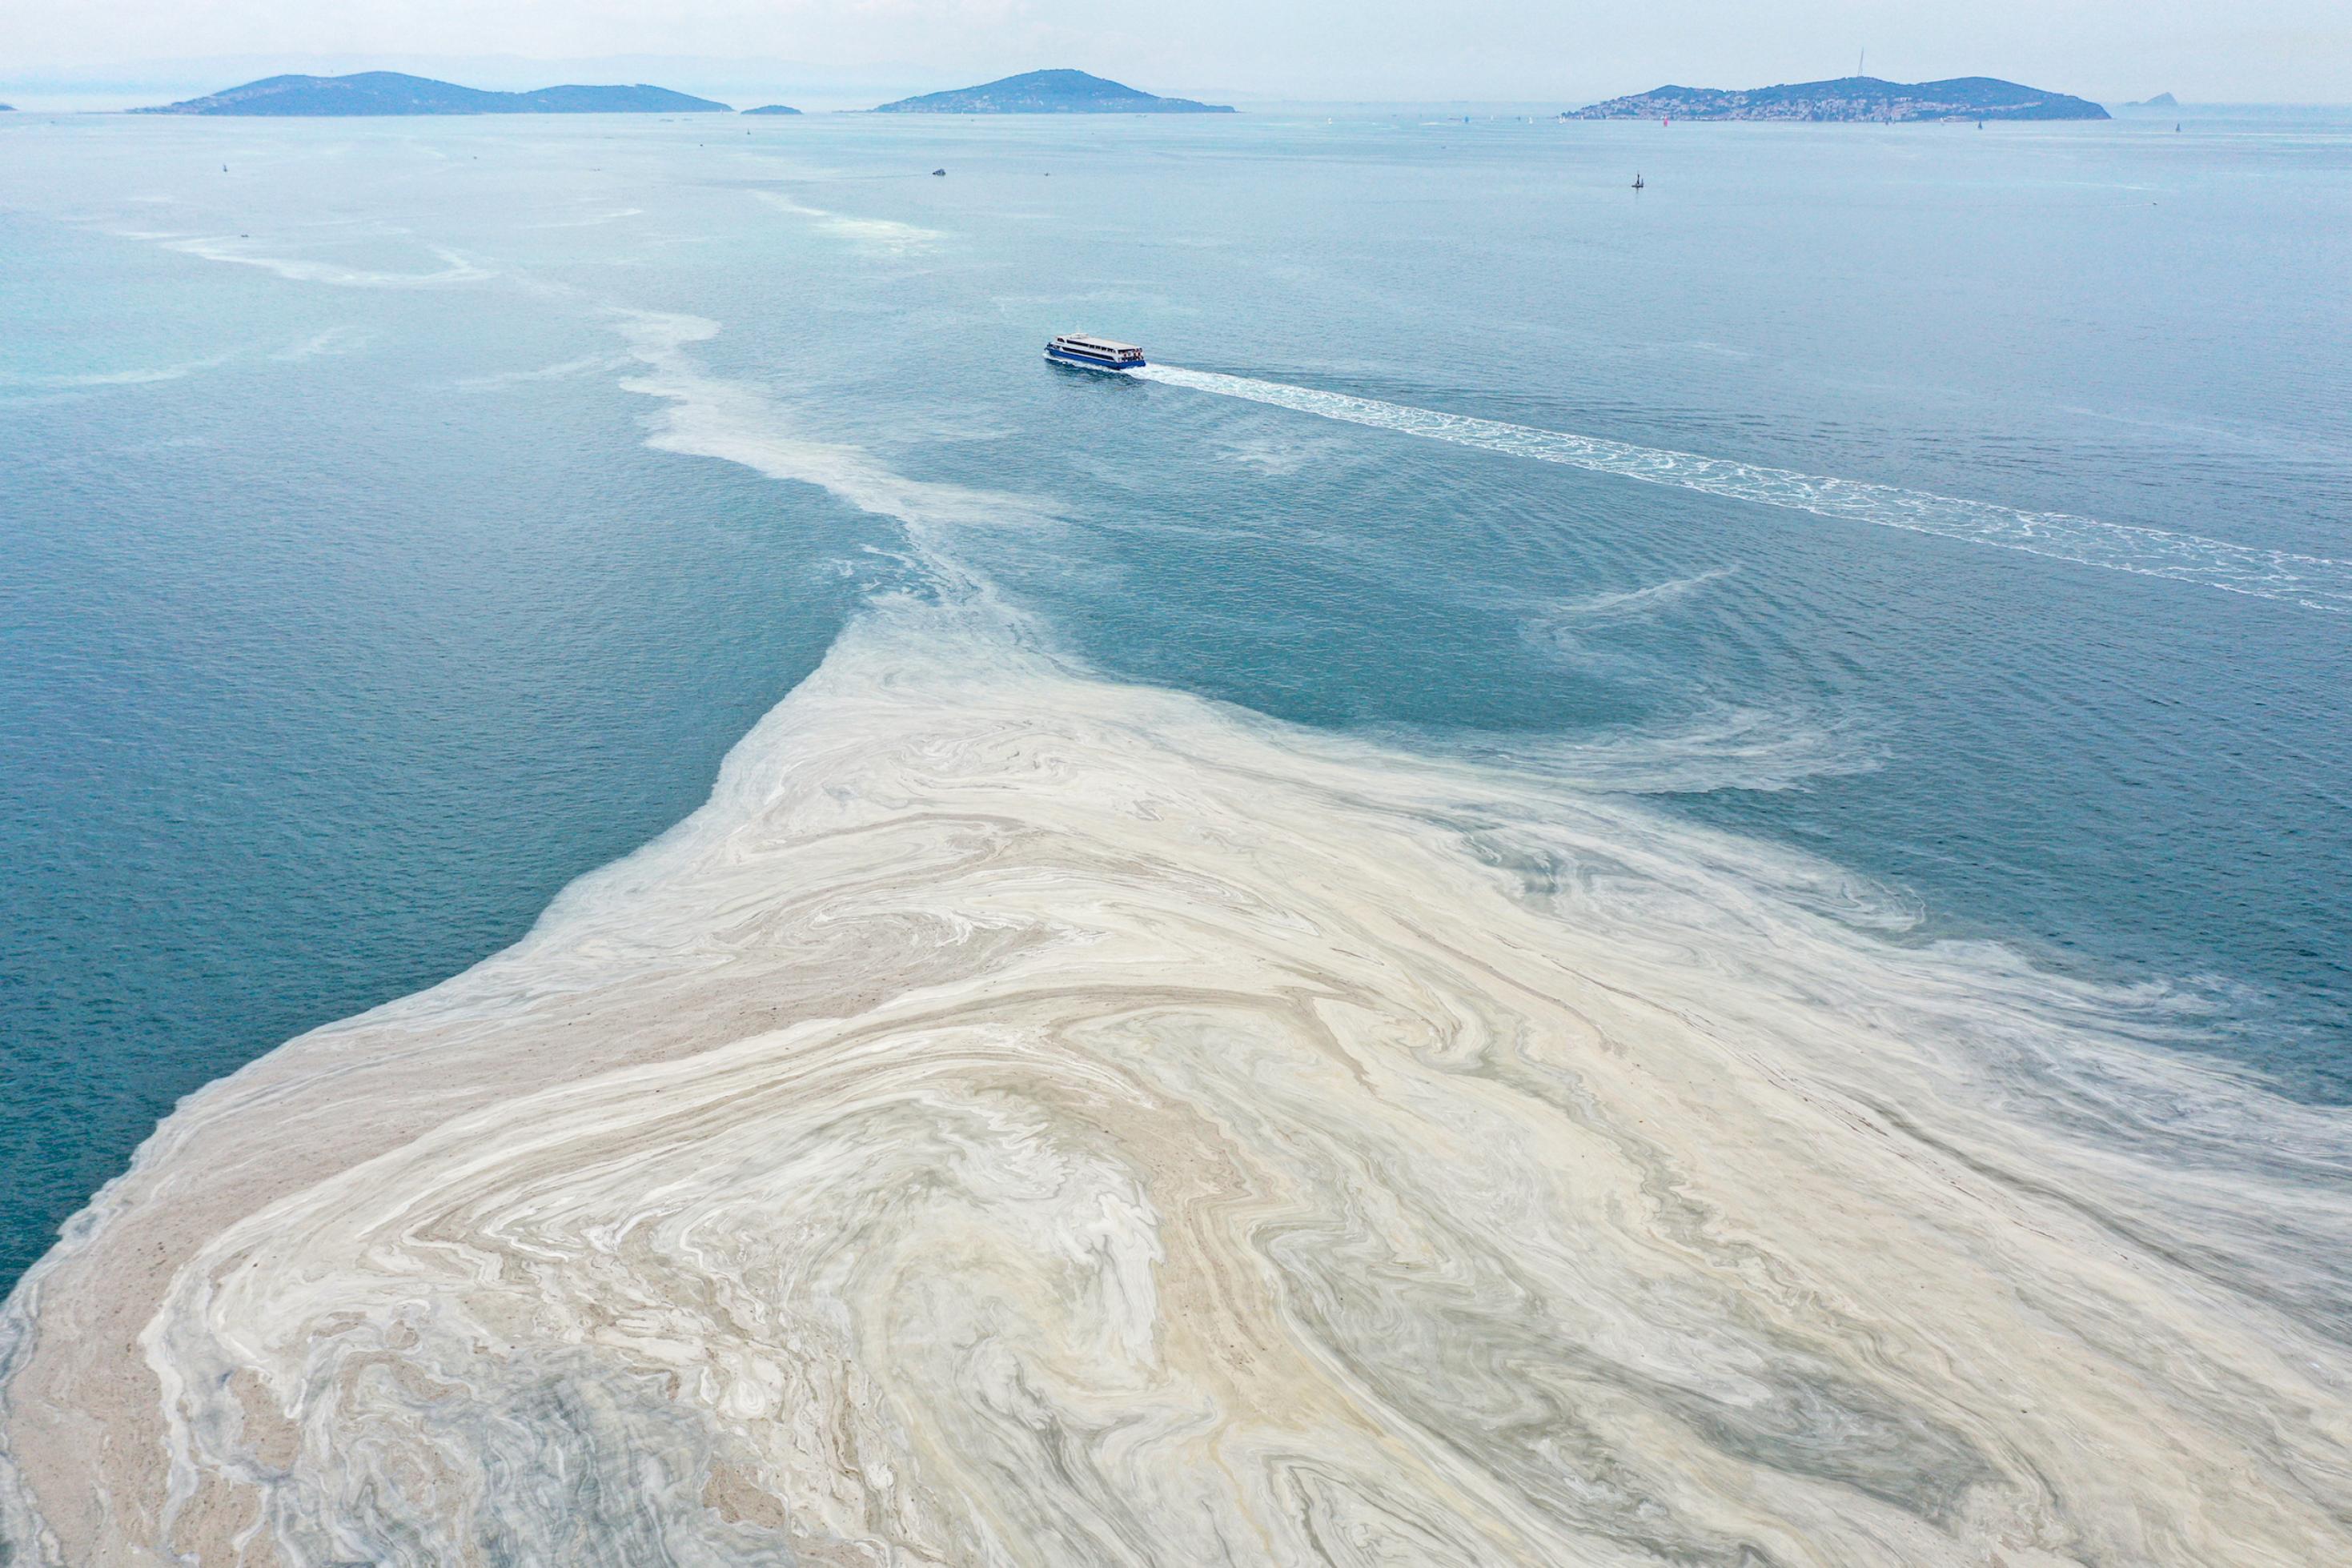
870;69;1233;114
2122;92;2181;110
741;104;802;116
132;71;731;116
1575;75;2109;122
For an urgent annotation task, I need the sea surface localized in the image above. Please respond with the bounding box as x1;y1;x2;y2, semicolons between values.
2;107;2350;1562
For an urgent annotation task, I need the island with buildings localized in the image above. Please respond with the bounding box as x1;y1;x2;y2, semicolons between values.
1575;75;2109;122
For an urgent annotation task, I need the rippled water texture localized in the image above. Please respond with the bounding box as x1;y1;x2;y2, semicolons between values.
2;110;2349;1563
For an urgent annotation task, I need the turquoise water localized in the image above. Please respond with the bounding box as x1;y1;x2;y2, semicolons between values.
2;106;2349;1301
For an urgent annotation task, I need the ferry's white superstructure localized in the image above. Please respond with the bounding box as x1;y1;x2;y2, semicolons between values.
1046;333;1146;371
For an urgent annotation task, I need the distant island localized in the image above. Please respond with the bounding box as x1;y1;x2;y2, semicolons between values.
2123;92;2181;110
1575;75;2109;122
871;69;1233;114
133;71;731;116
741;104;801;116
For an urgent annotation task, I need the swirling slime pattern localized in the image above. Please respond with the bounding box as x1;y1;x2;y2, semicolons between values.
2;319;2348;1567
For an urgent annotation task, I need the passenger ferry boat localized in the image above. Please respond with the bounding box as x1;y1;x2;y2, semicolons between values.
1046;333;1146;372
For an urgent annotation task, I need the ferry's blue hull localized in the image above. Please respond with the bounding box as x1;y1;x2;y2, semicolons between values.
1046;347;1146;371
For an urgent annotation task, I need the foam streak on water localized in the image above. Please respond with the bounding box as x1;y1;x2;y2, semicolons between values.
1139;366;2352;613
5;322;2350;1567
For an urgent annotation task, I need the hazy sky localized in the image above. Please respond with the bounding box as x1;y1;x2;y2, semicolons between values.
5;0;2346;104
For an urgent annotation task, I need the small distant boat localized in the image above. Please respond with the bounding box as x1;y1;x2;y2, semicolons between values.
932;167;946;176
1046;333;1146;372
1632;172;1645;190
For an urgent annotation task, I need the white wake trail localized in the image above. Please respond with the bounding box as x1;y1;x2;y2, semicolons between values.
1138;366;2352;614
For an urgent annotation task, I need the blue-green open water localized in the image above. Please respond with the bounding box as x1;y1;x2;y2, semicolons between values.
2;107;2348;1294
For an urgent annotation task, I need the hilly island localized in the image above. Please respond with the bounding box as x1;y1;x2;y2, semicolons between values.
871;69;1233;114
134;71;730;115
1576;75;2109;122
